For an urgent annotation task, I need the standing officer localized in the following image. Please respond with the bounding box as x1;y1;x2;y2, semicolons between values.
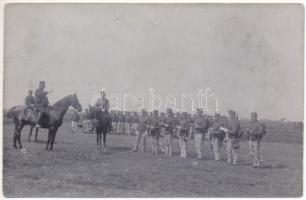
193;108;210;160
248;112;266;168
177;112;191;158
71;110;80;133
25;90;35;106
148;110;162;155
226;110;240;164
211;113;226;161
35;81;51;126
132;109;149;152
161;108;176;156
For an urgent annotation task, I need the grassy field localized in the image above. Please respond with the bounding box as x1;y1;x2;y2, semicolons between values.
2;121;303;197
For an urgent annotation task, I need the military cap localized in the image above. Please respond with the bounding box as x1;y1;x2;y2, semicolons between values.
39;81;45;86
167;108;173;113
215;113;221;118
251;112;257;117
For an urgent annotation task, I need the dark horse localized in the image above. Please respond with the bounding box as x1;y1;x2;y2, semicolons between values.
91;108;112;150
7;94;82;150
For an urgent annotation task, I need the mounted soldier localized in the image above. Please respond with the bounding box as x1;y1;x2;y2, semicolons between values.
94;89;112;131
35;81;52;126
25;90;35;107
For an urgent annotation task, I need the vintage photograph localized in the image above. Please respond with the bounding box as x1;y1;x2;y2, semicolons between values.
2;3;304;197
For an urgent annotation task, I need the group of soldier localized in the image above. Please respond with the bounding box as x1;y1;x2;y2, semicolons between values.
106;108;266;168
24;82;266;168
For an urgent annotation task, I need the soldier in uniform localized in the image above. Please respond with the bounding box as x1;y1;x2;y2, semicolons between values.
148;110;162;155
132;112;139;134
71;110;80;133
247;112;266;168
226;110;240;164
94;90;112;131
159;112;166;153
25;90;35;106
112;110;117;134
132;109;149;152
211;113;226;161
161;108;176;156
177;112;192;158
35;81;51;126
83;108;91;133
193;108;210;160
124;112;130;135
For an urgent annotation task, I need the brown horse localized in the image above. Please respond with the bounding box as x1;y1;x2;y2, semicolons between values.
7;94;82;150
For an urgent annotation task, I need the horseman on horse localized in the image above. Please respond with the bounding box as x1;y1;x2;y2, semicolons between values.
94;89;112;131
7;80;82;150
34;81;52;127
92;89;112;149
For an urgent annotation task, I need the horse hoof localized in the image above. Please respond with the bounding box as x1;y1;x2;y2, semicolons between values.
13;145;17;149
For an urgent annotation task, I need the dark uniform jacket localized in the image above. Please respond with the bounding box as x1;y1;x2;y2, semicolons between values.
149;117;161;136
162;116;176;134
212;120;226;139
228;118;240;138
178;118;191;138
249;121;265;140
138;116;148;132
35;88;49;107
25;95;35;106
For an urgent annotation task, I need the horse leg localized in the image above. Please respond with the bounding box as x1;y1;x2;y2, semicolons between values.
49;127;58;151
34;127;39;143
13;124;18;149
96;132;99;149
99;133;102;148
28;126;34;142
46;128;53;150
102;131;107;150
16;124;25;149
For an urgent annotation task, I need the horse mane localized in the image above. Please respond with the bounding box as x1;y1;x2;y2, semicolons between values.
52;95;73;108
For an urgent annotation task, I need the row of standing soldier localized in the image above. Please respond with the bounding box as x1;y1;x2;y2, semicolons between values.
83;107;265;168
115;108;266;168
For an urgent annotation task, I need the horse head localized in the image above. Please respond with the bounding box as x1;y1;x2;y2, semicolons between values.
70;93;82;112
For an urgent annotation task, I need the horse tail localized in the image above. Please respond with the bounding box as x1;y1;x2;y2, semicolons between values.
7;106;16;118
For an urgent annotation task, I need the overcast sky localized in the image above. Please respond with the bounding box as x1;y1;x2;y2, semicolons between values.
4;4;304;121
